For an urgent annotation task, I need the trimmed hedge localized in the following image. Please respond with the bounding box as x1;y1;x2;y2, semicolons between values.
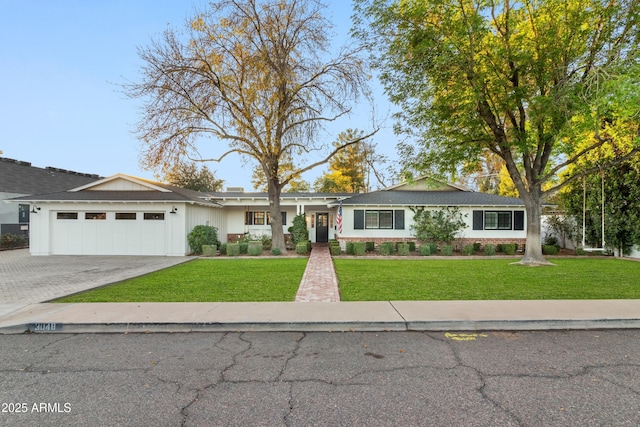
397;243;410;256
440;244;453;256
379;242;395;256
248;241;263;256
462;244;475;256
227;242;240;256
296;241;310;255
484;244;496;256
543;245;559;255
418;245;431;256
365;241;375;252
353;242;365;256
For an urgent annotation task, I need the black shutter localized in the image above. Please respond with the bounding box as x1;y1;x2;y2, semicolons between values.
281;212;287;226
472;210;484;230
245;211;252;225
514;210;525;230
354;209;364;230
394;210;405;230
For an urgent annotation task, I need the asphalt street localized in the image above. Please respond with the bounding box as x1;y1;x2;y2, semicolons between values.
1;330;639;426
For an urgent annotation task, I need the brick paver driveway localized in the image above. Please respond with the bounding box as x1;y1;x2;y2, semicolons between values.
0;249;193;304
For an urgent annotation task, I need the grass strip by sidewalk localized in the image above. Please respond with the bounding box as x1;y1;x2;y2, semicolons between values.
335;258;640;301
55;258;308;303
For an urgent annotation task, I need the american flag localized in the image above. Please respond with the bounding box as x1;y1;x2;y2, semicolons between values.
336;201;343;234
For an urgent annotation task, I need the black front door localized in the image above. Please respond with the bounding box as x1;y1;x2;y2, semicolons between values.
316;213;329;243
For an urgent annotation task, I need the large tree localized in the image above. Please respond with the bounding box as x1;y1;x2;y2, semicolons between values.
126;0;375;251
355;0;640;264
162;162;224;192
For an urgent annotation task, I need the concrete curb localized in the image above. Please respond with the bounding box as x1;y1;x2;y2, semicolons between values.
2;300;640;334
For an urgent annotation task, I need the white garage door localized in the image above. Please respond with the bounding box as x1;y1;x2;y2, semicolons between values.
50;211;167;255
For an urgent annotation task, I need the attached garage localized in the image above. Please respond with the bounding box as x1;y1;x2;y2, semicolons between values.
12;174;224;256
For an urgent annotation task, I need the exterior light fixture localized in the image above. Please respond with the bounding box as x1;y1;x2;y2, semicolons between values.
170;206;178;214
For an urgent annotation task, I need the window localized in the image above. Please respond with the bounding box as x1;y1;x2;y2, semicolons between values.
253;212;265;225
355;209;404;230
85;212;106;220
473;210;524;230
144;213;165;220
57;212;78;220
116;213;136;220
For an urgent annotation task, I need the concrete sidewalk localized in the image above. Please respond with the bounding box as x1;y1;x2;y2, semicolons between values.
1;299;640;334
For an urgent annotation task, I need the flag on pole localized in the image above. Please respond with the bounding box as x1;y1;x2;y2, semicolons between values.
336;201;343;234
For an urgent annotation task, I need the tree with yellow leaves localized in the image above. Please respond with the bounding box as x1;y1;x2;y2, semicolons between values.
125;0;376;250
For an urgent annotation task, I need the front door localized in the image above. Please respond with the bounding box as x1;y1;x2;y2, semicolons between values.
316;213;329;243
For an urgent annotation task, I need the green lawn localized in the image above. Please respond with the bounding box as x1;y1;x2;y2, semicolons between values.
335;258;640;301
55;258;308;302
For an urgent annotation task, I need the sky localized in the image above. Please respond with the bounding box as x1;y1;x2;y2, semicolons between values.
0;0;399;191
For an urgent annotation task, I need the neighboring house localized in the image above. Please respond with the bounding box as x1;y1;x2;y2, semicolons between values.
331;176;526;249
0;157;101;241
10;174;527;256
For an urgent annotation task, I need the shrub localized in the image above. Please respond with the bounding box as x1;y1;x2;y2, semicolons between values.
261;235;272;250
379;242;394;256
346;241;355;255
408;241;416;252
365;241;375;252
473;242;482;252
502;243;516;255
226;242;240;256
484;244;496;256
202;245;217;256
440;244;453;256
418;245;431;256
187;225;219;255
353;242;365;256
296;241;310;255
428;243;438;254
0;233;27;249
239;242;248;254
248;241;263;256
290;214;309;244
219;243;227;255
575;248;586;256
329;243;342;256
270;247;282;256
543;245;559;255
462;244;475;256
397;243;410;256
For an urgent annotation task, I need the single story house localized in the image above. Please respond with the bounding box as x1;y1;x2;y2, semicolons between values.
9;174;527;256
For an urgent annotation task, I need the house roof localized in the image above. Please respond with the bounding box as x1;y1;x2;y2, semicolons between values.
0;157;101;195
207;191;353;202
8;174;222;207
333;190;524;207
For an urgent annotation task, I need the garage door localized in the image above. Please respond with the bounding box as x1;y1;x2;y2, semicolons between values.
50;211;167;255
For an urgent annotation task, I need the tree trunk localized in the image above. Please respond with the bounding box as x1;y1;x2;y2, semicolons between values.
517;190;554;266
267;177;286;252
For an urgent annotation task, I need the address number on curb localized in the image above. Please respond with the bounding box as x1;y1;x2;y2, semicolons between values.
29;323;63;332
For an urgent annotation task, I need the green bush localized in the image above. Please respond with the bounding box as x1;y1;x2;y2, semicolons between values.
270;247;282;256
397;243;410;256
248;241;263;256
296;241;310;255
261;235;272;250
484;244;496;256
575;248;586;256
408;241;416;252
353;242;365;256
543;245;559;255
379;242;395;256
202;245;217;256
428;243;438;254
219;243;227;255
290;214;309;244
226;242;240;256
239;242;248;254
346;241;355;255
502;243;517;255
440;244;454;256
418;245;431;256
329;243;342;256
365;241;375;252
473;242;482;252
0;233;27;249
187;225;219;255
462;244;475;256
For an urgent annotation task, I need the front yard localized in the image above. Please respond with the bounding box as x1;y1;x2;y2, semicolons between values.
54;257;640;303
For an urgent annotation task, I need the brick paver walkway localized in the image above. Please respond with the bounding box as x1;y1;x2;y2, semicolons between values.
295;245;340;302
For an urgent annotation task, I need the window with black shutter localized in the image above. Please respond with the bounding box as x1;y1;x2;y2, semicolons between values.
394;210;405;230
